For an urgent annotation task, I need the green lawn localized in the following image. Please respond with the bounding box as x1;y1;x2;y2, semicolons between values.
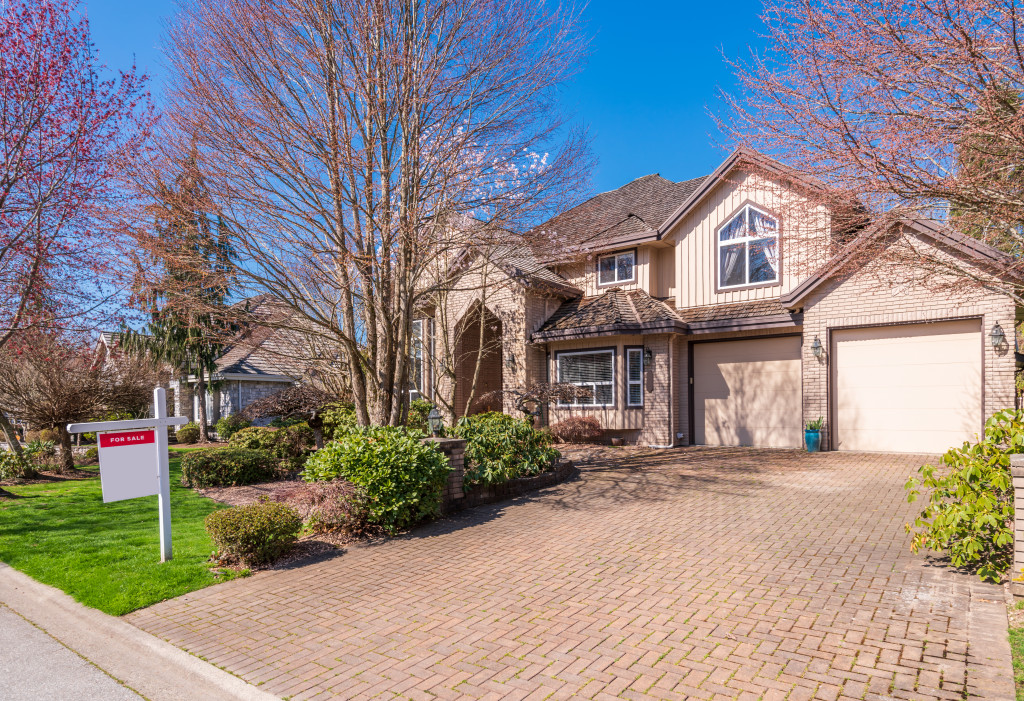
0;448;243;616
1013;625;1024;700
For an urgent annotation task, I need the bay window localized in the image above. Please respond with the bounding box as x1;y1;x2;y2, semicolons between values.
557;349;614;406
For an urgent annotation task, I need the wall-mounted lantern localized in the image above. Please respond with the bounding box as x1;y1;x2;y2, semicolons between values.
643;347;653;367
811;336;823;359
991;322;1006;349
505;352;517;370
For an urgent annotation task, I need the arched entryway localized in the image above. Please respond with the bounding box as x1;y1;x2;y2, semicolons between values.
455;304;504;417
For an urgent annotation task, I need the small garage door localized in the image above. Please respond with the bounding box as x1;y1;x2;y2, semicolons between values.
693;336;803;448
832;320;982;453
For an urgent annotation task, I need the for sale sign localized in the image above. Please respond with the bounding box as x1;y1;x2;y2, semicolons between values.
98;429;158;503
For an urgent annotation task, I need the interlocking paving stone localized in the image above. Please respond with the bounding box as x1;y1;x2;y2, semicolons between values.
127;448;1013;699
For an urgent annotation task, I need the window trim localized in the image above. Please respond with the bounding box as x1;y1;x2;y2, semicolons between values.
714;203;782;292
555;347;616;407
625;346;644;407
410;318;426;402
595;248;637;287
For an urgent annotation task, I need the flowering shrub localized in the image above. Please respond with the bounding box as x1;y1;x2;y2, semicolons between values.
906;408;1023;582
451;412;560;486
302;427;449;534
548;416;603;443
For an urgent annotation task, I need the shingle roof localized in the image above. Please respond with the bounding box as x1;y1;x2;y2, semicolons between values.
535;289;681;336
674;299;789;323
535;174;708;254
533;293;799;340
214;297;309;378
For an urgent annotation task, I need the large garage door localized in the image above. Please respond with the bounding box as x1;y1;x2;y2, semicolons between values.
693;336;803;448
832;320;982;453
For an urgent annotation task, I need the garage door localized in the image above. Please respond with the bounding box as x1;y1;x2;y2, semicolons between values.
832;320;982;453
693;336;803;448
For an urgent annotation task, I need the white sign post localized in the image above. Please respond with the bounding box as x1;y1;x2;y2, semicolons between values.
68;387;187;562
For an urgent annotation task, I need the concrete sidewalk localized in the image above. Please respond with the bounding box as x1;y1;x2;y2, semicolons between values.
0;563;280;701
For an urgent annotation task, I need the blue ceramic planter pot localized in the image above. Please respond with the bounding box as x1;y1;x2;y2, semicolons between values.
805;430;821;453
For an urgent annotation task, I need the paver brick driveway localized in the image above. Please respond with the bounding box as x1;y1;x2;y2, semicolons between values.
128;448;1012;700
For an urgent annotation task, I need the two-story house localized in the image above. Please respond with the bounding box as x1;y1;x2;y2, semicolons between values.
417;148;1019;454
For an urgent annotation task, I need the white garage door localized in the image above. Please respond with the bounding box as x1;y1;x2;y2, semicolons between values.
693;336;803;448
832;320;982;453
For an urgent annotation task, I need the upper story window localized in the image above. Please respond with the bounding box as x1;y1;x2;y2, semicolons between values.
597;250;635;285
718;205;779;289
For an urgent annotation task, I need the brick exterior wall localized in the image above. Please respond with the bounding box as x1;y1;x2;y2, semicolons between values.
800;256;1017;450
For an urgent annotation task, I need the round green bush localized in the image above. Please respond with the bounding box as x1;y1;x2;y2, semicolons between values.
451;412;560;486
204;499;302;567
176;422;200;444
302;426;449;534
180;447;279;488
320;402;357;440
215;414;251;441
229;424;313;464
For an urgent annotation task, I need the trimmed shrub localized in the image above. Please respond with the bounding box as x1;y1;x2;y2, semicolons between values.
180;447;279;488
549;416;603;444
205;498;302;567
320;402;357;440
302;427;449;534
452;412;560;487
229;424;313;467
83;446;99;464
215;414;251;441
286;479;373;538
906;408;1023;583
176;422;200;444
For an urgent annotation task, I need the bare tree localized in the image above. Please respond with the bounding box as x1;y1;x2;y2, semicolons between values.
131;0;592;429
721;0;1024;300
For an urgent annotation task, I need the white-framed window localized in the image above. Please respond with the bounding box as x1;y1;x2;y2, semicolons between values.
626;348;643;406
597;250;636;285
410;319;425;401
557;349;615;406
718;204;779;289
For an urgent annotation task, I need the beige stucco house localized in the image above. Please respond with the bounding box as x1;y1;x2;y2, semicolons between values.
415;149;1019;454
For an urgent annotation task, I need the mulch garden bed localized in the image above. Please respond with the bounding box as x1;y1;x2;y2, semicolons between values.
0;467;97;488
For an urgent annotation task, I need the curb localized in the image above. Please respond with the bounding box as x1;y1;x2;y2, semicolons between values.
0;563;280;701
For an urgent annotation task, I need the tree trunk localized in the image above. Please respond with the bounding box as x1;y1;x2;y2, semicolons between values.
56;425;74;474
0;411;24;457
196;370;210;442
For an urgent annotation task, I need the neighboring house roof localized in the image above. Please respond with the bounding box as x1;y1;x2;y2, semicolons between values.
536;174;708;256
213;296;308;379
532;290;801;342
780;217;1023;309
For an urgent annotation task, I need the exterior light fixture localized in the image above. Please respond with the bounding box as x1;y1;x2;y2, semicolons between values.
505;352;517;370
991;322;1006;349
811;336;823;359
643;347;653;366
427;406;443;437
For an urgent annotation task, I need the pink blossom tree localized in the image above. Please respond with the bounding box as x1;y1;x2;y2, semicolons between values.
722;0;1024;300
0;0;152;459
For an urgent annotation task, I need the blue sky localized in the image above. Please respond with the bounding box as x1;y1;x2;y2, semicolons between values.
85;0;769;194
